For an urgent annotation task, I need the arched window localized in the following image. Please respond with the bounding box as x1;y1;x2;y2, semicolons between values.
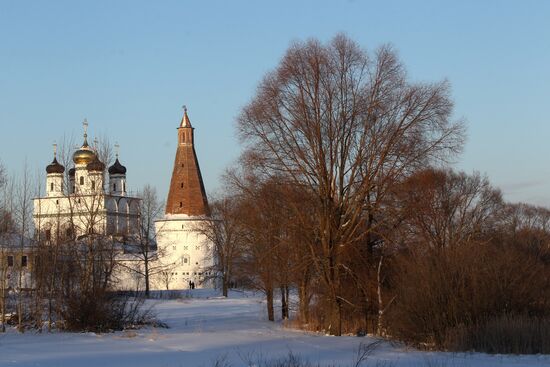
80;176;84;185
91;180;96;190
113;183;117;192
50;182;54;191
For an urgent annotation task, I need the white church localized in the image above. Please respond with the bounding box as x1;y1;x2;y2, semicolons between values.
32;109;213;291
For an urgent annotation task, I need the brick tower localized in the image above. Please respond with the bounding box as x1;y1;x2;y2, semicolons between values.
153;107;213;290
165;107;209;216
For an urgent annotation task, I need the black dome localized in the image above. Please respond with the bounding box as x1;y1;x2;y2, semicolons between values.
87;155;105;172
108;158;127;175
46;158;65;174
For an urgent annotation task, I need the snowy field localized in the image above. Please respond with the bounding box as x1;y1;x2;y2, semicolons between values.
1;290;549;367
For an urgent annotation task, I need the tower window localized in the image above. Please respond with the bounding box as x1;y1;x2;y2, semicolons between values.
91;180;96;190
21;255;28;267
181;183;184;188
80;176;84;185
113;183;117;191
7;256;13;267
45;229;51;240
179;202;183;207
50;182;54;191
123;182;126;191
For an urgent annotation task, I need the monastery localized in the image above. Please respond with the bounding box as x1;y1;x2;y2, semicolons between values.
30;107;213;291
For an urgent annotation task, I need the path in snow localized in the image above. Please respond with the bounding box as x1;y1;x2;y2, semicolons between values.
0;290;549;367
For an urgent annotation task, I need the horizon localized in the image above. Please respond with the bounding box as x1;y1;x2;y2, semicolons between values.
1;0;550;206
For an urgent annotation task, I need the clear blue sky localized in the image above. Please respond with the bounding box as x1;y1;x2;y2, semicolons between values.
1;0;549;205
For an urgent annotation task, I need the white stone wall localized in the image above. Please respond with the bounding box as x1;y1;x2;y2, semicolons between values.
152;216;213;290
46;173;64;197
33;194;141;238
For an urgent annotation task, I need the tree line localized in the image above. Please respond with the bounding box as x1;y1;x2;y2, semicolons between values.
200;34;550;352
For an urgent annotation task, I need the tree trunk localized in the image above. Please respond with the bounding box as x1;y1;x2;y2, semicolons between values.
1;274;5;333
280;285;288;320
377;255;384;336
336;298;343;336
266;287;274;322
144;256;150;298
285;285;290;319
362;289;369;335
299;280;310;324
222;276;229;297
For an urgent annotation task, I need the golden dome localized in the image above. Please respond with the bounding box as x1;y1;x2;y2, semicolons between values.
73;137;96;165
73;119;97;164
73;147;96;165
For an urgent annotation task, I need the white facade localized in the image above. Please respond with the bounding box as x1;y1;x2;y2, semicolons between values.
34;129;141;242
34;174;140;241
153;215;213;290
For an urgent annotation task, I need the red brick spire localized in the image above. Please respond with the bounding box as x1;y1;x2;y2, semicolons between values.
165;107;209;216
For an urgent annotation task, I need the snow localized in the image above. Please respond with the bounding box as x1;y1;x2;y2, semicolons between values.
1;290;549;367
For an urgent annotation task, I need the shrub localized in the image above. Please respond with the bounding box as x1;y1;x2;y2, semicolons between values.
63;292;156;332
386;241;550;352
444;314;550;354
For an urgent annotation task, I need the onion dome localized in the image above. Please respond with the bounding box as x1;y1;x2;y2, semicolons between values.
46;157;65;174
73;143;96;165
108;158;127;175
73;118;96;165
87;155;105;172
69;167;76;177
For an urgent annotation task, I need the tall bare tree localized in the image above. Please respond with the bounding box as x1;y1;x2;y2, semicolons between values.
237;34;464;335
195;194;243;297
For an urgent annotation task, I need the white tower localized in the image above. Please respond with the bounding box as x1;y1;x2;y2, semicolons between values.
45;143;65;197
153;107;213;290
108;144;127;196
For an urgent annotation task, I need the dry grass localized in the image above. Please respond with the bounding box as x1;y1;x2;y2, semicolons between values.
444;314;550;354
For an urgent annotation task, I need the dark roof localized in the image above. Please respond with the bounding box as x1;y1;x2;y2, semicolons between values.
108;158;127;175
87;155;105;172
46;157;65;174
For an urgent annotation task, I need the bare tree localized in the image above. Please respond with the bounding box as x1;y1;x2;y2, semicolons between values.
237;34;464;335
195;194;243;297
121;184;166;297
0;161;8;332
13;161;34;331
